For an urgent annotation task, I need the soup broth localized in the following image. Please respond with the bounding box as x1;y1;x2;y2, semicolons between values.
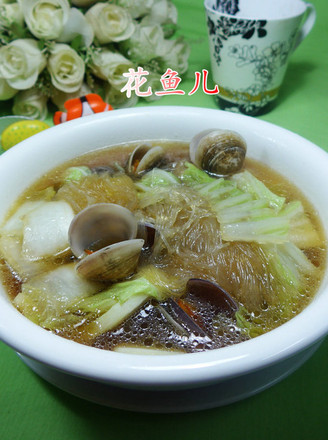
0;140;326;354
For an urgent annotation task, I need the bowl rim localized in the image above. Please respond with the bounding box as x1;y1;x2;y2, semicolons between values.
0;106;327;389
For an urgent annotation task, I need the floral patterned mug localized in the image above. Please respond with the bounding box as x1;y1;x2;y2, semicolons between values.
204;0;316;115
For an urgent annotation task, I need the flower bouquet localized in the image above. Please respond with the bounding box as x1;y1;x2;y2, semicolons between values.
0;0;190;119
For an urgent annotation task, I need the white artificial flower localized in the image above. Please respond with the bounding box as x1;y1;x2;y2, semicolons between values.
104;82;138;108
91;49;134;89
12;87;48;120
113;0;154;19
0;2;24;27
141;0;177;36
0;78;18;101
58;8;94;48
48;44;85;93
85;3;135;44
51;83;92;111
161;37;190;74
18;0;70;40
0;39;46;90
121;24;167;64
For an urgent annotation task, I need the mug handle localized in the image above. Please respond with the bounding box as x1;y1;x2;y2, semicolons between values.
292;3;316;51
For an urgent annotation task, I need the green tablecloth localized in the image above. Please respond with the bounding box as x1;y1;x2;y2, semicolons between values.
0;1;327;439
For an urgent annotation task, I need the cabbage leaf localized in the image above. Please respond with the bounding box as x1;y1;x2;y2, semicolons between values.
181;163;320;247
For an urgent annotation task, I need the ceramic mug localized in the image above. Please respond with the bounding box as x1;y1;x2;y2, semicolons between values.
204;0;316;115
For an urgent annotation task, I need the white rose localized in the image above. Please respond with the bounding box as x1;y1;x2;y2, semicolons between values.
58;8;94;48
104;82;138;108
161;37;190;74
0;78;18;101
141;0;177;36
91;49;134;89
12;87;48;120
0;39;46;90
113;0;154;19
121;24;167;64
48;44;85;93
0;2;24;27
18;0;70;40
85;3;135;44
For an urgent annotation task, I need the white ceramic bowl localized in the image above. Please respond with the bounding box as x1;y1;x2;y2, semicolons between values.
0;107;327;413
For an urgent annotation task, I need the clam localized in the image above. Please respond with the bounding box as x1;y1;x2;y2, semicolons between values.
189;129;247;177
76;239;144;282
69;203;144;282
127;143;164;175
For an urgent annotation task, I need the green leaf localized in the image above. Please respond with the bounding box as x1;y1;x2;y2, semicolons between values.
10;23;29;39
71;34;84;51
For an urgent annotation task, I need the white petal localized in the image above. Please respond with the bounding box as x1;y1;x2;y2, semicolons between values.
57;7;94;47
7;69;39;90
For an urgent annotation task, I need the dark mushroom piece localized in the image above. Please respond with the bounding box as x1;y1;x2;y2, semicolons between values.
137;222;157;252
186;278;239;318
91;165;116;175
158;298;212;342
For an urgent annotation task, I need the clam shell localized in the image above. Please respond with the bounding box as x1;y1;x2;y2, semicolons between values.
69;203;138;259
128;144;164;174
190;129;247;177
76;239;144;282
